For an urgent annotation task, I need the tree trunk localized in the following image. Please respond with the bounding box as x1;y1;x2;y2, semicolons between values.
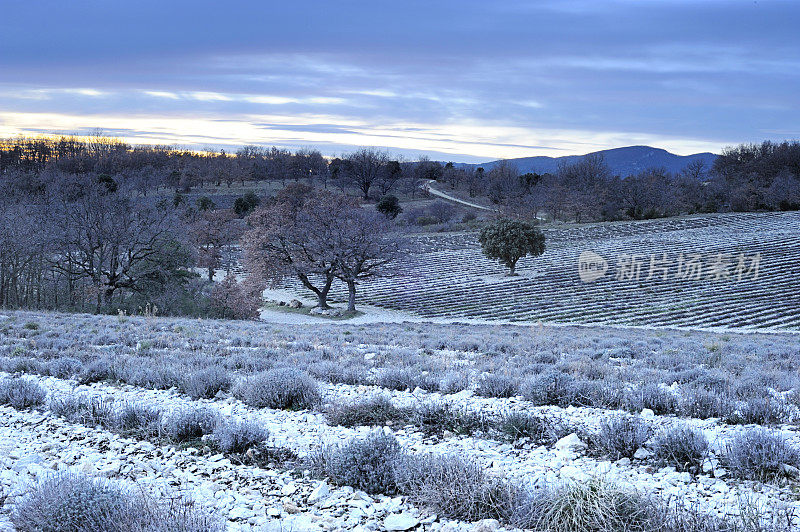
508;263;517;276
208;267;215;282
346;280;356;312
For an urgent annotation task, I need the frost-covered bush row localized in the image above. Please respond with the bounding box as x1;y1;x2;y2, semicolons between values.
11;472;224;532
1;310;799;426
41;383;269;454
311;432;784;531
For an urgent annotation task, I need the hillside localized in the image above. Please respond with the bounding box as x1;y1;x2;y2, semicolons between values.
460;145;718;176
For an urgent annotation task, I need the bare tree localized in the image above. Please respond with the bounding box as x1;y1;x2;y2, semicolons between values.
343;148;391;200
189;209;241;282
329;208;399;311
49;181;189;312
242;184;352;308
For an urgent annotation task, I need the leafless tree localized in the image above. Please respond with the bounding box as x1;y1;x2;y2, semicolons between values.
189;209;241;282
343;148;391;200
328;208;399;311
242;184;351;308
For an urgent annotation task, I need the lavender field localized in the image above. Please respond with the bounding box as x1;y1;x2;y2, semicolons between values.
312;211;800;331
1;311;799;530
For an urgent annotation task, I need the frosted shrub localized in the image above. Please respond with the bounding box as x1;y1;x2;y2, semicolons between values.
233;368;320;410
592;415;652;460
395;453;518;522
45;357;83;379
212;419;269;454
77;357;115;384
498;412;563;444
12;472;223;532
408;402;489;437
376;367;440;392
651;425;708;473
0;377;46;409
520;479;656;532
114;403;163;439
520;371;576;407
310;431;403;494
325;395;407;428
726;397;790;426
475;374;519;398
624;383;678;416
166;407;220;443
180;366;231;399
722;428;800;482
679;387;735;420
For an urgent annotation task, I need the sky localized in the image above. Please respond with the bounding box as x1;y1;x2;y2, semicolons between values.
1;1;798;163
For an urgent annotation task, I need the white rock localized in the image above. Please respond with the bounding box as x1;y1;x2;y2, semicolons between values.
554;433;587;452
384;512;420;531
640;408;655;418
471;518;500;532
633;448;651;460
308;480;330;503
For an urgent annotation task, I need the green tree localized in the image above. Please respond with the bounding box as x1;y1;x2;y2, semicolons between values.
196;196;215;211
376;195;402;219
478;218;545;275
233;191;261;217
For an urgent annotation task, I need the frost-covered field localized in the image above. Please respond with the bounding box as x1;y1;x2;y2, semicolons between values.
315;211;800;331
1;311;800;530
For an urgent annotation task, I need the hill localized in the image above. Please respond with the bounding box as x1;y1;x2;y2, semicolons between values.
460;145;718;176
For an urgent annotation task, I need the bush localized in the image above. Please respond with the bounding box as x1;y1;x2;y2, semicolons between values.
375;367;440;392
325;395;407;428
0;377;46;409
475;374;519;398
11;472;223;532
77;357;115;385
45;357;83;379
651;425;708;473
213;419;269;454
679;388;734;420
520;479;656;532
180;367;231;399
725;397;789;426
50;395;115;429
408;402;489;437
166;407;220;443
310;431;403;494
233;368;320;410
439;372;471;394
520;371;576;407
722;428;800;482
624;383;679;416
497;412;561;444
396;453;518;522
115;403;163;439
592;415;652;460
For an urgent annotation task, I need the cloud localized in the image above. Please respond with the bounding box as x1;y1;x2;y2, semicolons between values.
0;1;798;159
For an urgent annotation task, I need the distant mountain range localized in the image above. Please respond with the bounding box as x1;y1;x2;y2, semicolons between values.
458;146;718;177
